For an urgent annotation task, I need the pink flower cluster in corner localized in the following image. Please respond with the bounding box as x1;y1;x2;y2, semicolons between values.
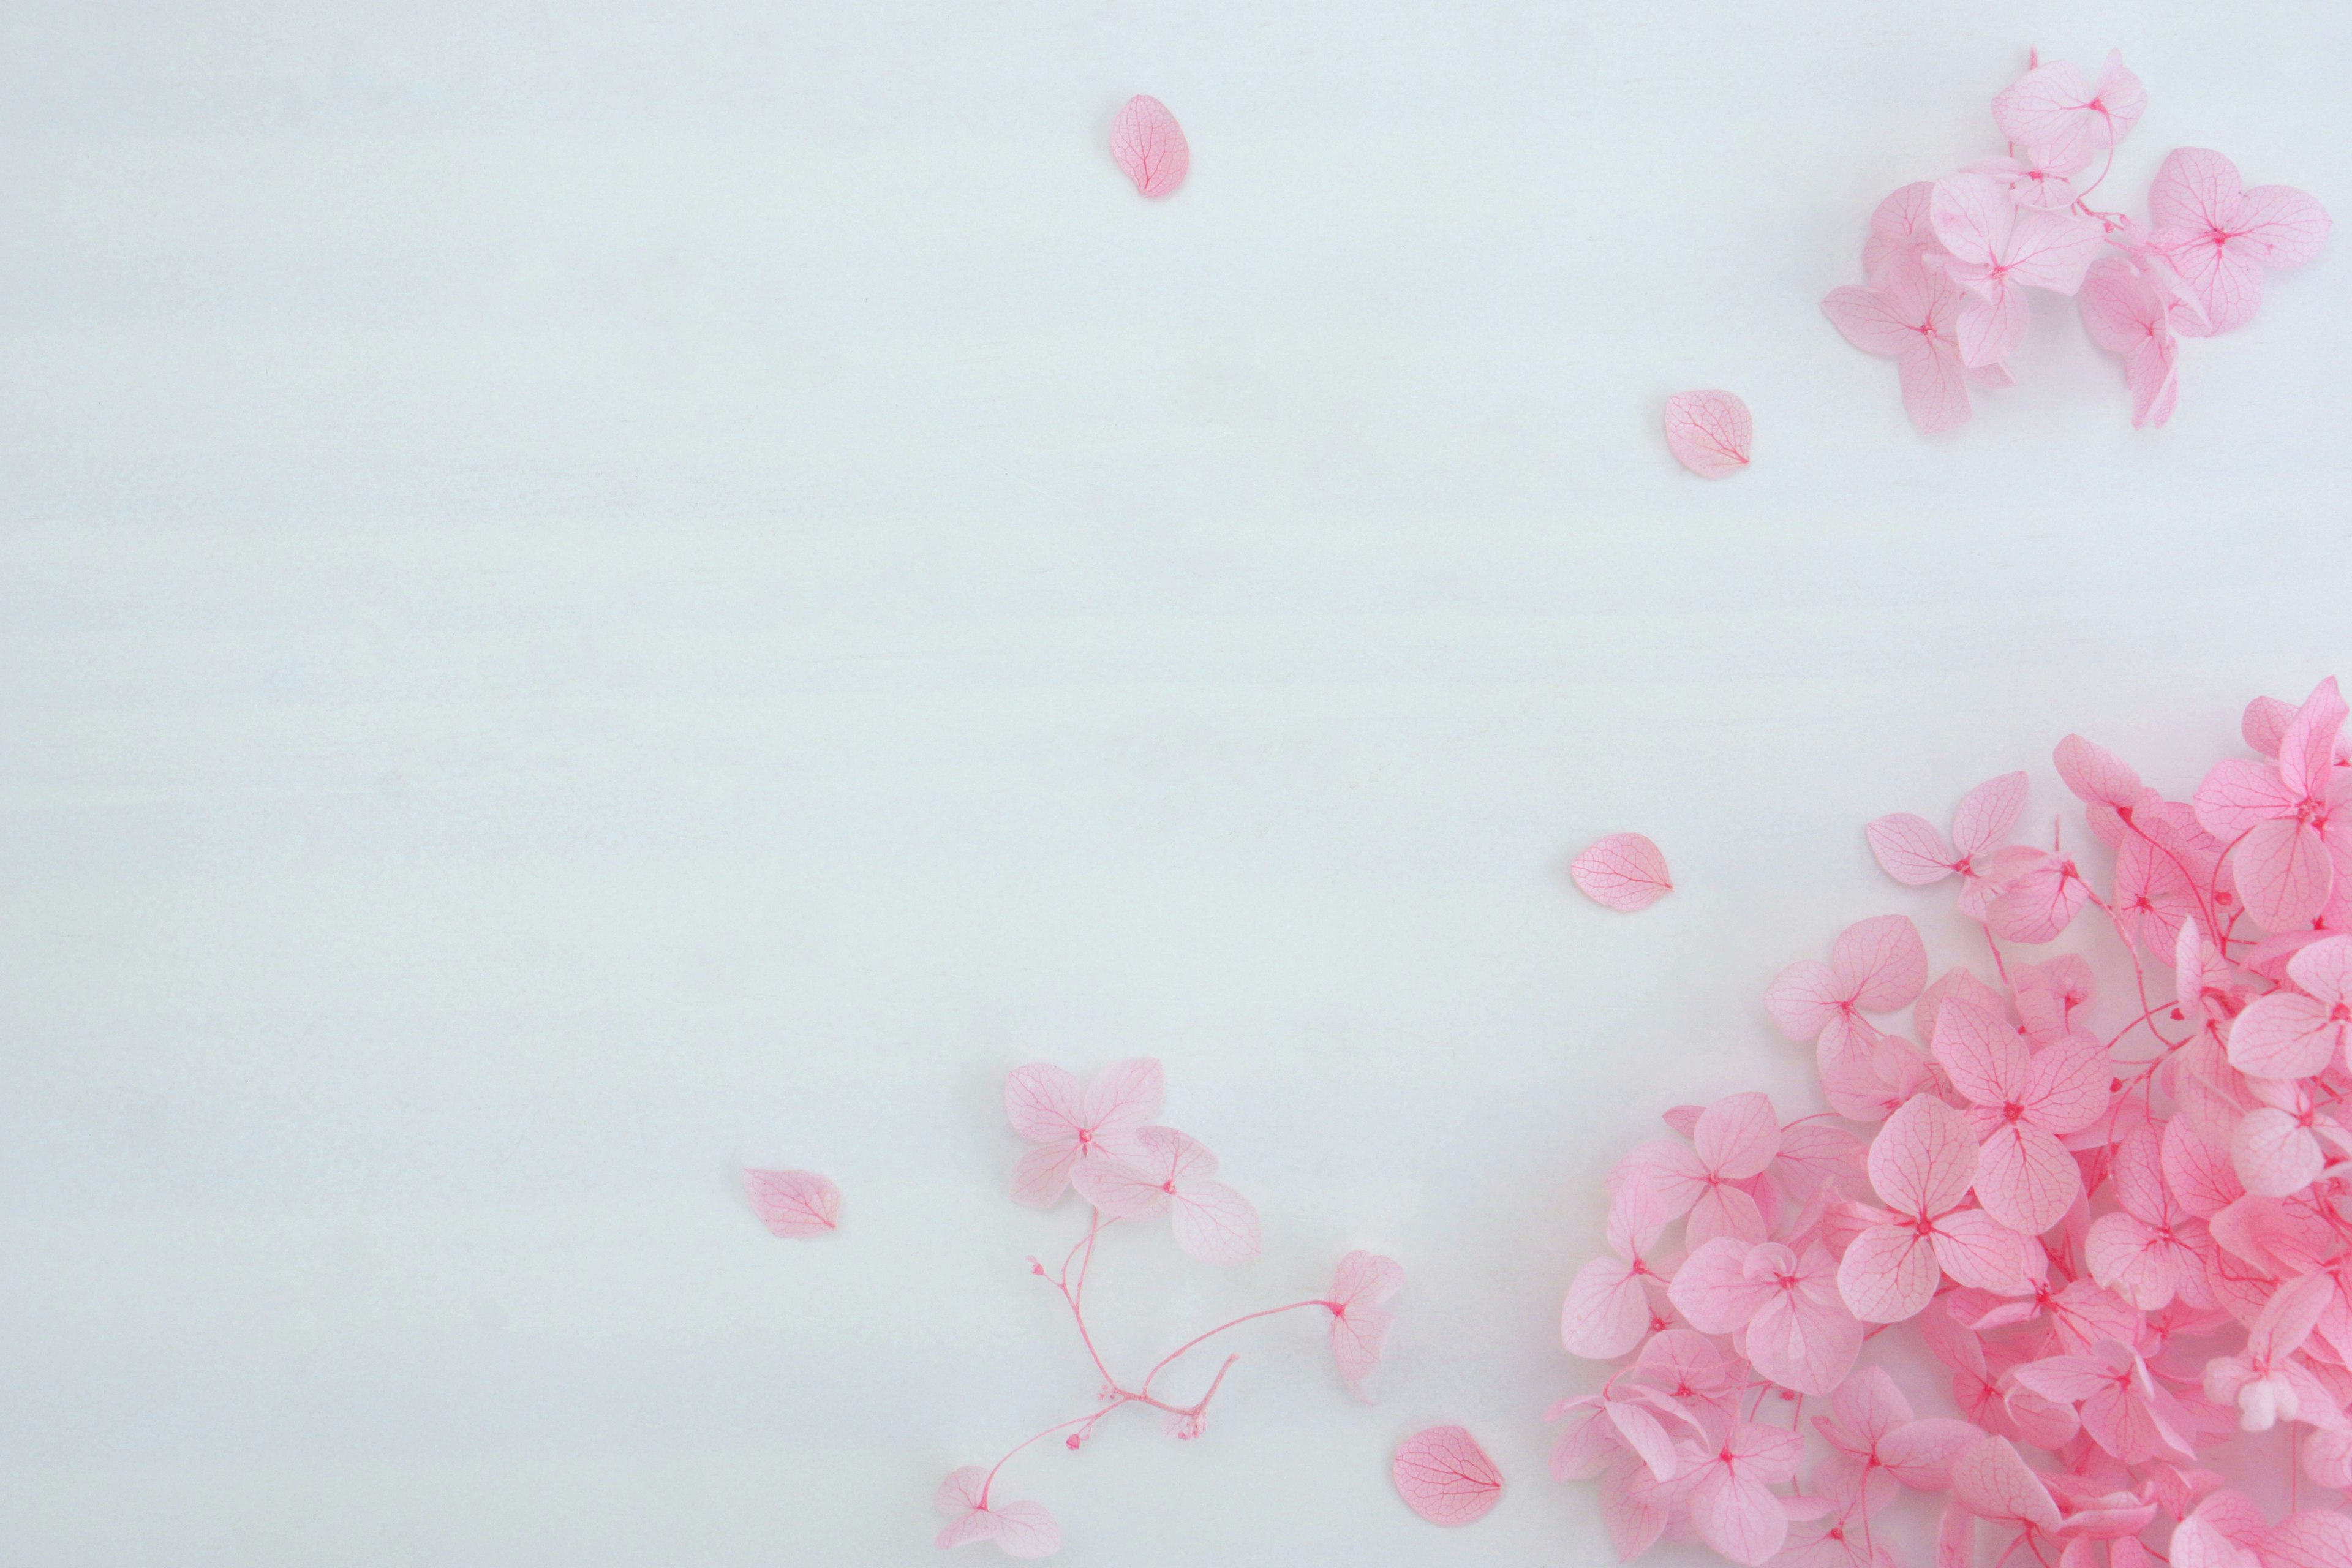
1553;679;2352;1566
1824;50;2328;432
937;1057;1403;1557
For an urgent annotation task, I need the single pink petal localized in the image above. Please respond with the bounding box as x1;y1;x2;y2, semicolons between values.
1069;1154;1170;1218
1896;336;1972;434
1744;1272;1862;1395
1864;181;1938;277
1930;995;2029;1108
1869;1093;1978;1218
2000;205;2105;293
1571;832;1674;911
1605;1401;1681;1483
2054;733;2143;808
1670;1237;1776;1333
1929;174;2015;270
2280;677;2349;796
2021;1043;2109;1135
1927;1209;2036;1295
2234;817;2333;932
1955;280;2031;369
935;1466;990;1517
1765;959;1844;1041
1973;1123;2081;1236
935;1509;1001;1550
1109;95;1188;198
1880;1419;1984;1490
2288;933;2352;1003
1330;1250;1403;1388
1953;772;2029;857
1951;1435;2061;1532
1168;1178;1262;1264
1686;1182;1768;1249
2233;183;2332;268
742;1168;842;1237
1011;1141;1082;1208
2150;149;2247;239
1392;1425;1504;1526
1868;813;1958;884
1695;1092;1781;1180
1081;1058;1166;1141
988;1499;1061;1558
2266;1511;2352;1568
1663;390;1753;479
1838;1223;1942;1322
2195;756;2299;841
2163;1117;2244;1218
1687;1460;1792;1564
1834;914;1929;1012
2228;990;2342;1079
2173;1517;2261;1568
1004;1063;1084;1144
2085;1212;2182;1309
2233;1107;2323;1197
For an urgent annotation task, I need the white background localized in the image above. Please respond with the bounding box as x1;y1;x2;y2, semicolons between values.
2;2;2349;1564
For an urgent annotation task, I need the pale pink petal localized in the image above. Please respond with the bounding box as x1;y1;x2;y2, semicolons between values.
1688;1463;1790;1564
1109;95;1188;198
1955;281;2031;369
2150;148;2247;238
1864;181;1937;277
1562;1256;1653;1359
1392;1425;1504;1526
1929;1208;2037;1294
1069;1154;1170;1218
1004;1063;1084;1144
2163;1118;2244;1217
2280;678;2349;796
2002;205;2105;293
1571;832;1674;911
1929;174;2014;269
1989;856;2092;943
1973;1123;2081;1236
1930;996;2029;1107
1765;959;1845;1041
1664;390;1753;480
2085;1212;2183;1309
1167;1178;1261;1264
1823;284;1916;357
2232;183;2331;270
1880;1419;1984;1490
2173;1517;2260;1568
2054;733;2143;807
2021;1043;2110;1135
935;1509;1001;1550
2245;696;2298;758
2288;934;2352;1003
2235;818;2333;932
1868;813;1958;884
1953;772;2029;856
2163;226;2269;337
2266;1510;2352;1568
1744;1278;1862;1395
1670;1236;1774;1333
1838;1223;1942;1322
2233;1107;2322;1197
1330;1251;1403;1388
1011;1141;1082;1208
1994;56;2143;157
989;1499;1061;1558
1081;1058;1166;1140
2195;756;2299;840
742;1167;842;1237
1686;1182;1768;1249
1869;1093;1978;1218
2228;991;2341;1079
1951;1435;2060;1532
1694;1092;1781;1180
1605;1401;1681;1482
935;1466;991;1517
1835;914;1929;1012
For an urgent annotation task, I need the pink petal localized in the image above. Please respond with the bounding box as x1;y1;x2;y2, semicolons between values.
1687;1462;1790;1564
1167;1178;1262;1264
1109;95;1188;198
1931;1209;2038;1293
1330;1251;1403;1387
1069;1154;1171;1218
1951;1435;2060;1532
1663;390;1753;479
1838;1223;1942;1322
2002;205;2105;293
2233;1107;2322;1197
1822;284;1917;359
1332;1248;1405;1311
1570;832;1674;911
1010;1141;1082;1208
1953;772;2029;857
2266;1512;2352;1568
1081;1058;1166;1139
2150;149;2247;238
1004;1063;1084;1144
1670;1237;1776;1333
2054;733;2143;808
1686;1182;1768;1249
1930;995;2029;1108
2234;183;2332;269
2022;1042;2110;1135
742;1168;842;1237
2195;756;2299;841
2282;679;2350;799
1695;1092;1781;1180
1562;1259;1651;1357
1744;1276;1861;1395
2163;1118;2244;1218
1392;1425;1504;1526
1929;174;2015;270
1955;281;2031;369
2228;991;2341;1079
935;1509;1001;1550
988;1499;1062;1559
1864;182;1938;277
1765;959;1845;1041
2288;933;2352;1003
1869;1093;1978;1218
1897;337;1972;434
935;1466;991;1517
2234;818;2334;932
1868;813;1958;884
1834;914;1929;1012
1994;56;2143;157
1880;1419;1984;1490
1973;1123;2081;1236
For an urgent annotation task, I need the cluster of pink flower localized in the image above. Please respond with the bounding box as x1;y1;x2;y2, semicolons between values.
1553;679;2352;1566
1823;51;2329;432
936;1057;1403;1557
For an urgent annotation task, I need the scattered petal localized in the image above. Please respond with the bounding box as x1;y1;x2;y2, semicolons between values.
742;1168;840;1237
1393;1425;1505;1526
1110;95;1189;198
1664;390;1753;479
1571;833;1674;911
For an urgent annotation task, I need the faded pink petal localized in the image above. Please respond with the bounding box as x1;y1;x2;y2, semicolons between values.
1329;1250;1403;1390
1570;832;1673;911
1992;51;2146;160
1868;812;1957;884
987;1501;1061;1558
1864;181;1937;277
1951;1434;2060;1532
1110;95;1188;198
742;1168;842;1237
2079;257;2179;428
1392;1425;1504;1526
1823;250;1977;434
1839;1223;1943;1322
2234;817;2332;932
1695;1092;1781;1180
1838;915;1930;1012
2233;1106;2323;1197
1973;1121;2080;1236
1664;390;1752;479
1930;1208;2038;1294
1869;1093;1978;1218
1954;772;2030;856
2228;989;2345;1080
2150;148;2330;336
1005;1064;1084;1145
1167;1177;1261;1264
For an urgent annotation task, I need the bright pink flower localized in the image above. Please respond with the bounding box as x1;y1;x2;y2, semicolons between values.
1673;1413;1805;1565
1003;1057;1163;1206
1668;1237;1860;1395
1562;1178;1681;1358
1866;771;2035;919
1930;993;2109;1234
2225;935;2352;1079
1622;1092;1782;1246
2195;678;2352;932
2084;1125;2214;1310
1325;1250;1403;1394
1822;249;2007;434
2079;257;2180;428
1071;1125;1261;1264
1838;1094;2040;1322
2147;148;2330;337
1928;173;2104;366
1766;919;1929;1070
1992;51;2147;164
933;1468;1061;1558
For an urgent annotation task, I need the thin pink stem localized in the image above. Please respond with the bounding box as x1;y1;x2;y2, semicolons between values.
1139;1300;1331;1396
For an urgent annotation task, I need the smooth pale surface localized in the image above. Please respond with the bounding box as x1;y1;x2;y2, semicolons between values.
1;2;2348;1564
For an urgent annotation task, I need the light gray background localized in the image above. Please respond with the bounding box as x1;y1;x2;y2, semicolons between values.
2;2;2348;1564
